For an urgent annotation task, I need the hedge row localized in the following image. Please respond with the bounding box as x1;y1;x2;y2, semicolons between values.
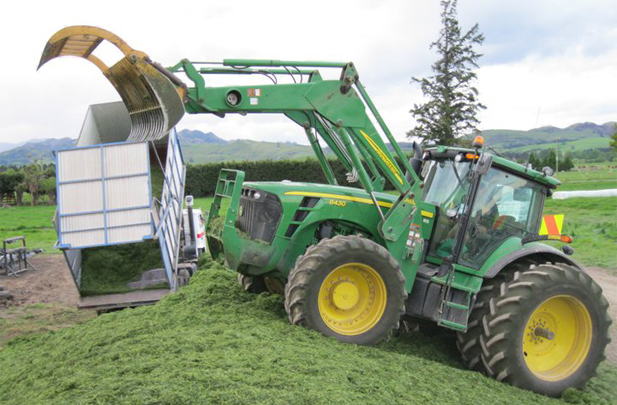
185;159;356;197
184;154;414;197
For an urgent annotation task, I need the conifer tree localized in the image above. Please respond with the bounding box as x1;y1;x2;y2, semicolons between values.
409;0;485;145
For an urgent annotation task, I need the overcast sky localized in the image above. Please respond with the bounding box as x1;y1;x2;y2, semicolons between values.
0;0;615;145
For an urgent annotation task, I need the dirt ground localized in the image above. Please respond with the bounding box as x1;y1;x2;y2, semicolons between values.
0;255;93;346
586;266;617;364
0;255;616;363
0;255;80;306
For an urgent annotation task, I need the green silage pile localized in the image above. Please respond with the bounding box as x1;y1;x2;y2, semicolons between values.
79;240;164;296
0;256;615;404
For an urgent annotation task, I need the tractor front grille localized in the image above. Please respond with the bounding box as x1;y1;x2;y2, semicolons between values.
236;188;282;243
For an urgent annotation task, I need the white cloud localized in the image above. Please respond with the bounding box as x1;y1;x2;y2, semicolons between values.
0;0;614;145
477;48;617;130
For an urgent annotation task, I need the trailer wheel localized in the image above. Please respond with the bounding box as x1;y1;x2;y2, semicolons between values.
284;235;406;345
462;261;611;397
237;273;267;293
176;269;191;288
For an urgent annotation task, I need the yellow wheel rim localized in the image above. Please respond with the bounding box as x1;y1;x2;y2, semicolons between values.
523;295;593;381
318;263;387;336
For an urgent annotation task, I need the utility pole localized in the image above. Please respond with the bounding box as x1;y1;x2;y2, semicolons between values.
556;137;559;173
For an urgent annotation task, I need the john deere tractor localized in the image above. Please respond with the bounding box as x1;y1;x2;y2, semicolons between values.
40;26;611;397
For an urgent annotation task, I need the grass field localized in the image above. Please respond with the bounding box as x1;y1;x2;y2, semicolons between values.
508;137;611;153
553;166;617;191
544;197;617;270
0;262;615;404
0;204;57;253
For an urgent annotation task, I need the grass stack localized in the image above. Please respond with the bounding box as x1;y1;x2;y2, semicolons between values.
0;256;615;404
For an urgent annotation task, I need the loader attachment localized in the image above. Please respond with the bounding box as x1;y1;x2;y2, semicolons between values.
38;26;185;141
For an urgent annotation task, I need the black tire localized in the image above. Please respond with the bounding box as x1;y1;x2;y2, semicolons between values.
463;261;611;397
176;269;191;288
457;259;534;371
284;235;407;345
237;273;267;294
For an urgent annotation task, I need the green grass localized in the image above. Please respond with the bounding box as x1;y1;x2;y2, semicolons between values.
553;166;617;191
508;137;611;153
0;197;222;258
194;196;230;218
0;261;614;404
543;196;617;271
0;204;57;253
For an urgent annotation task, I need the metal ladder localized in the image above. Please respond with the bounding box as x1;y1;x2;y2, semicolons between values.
436;263;473;332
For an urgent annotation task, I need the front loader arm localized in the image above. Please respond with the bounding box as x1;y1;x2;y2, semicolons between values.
176;59;423;241
39;26;422;243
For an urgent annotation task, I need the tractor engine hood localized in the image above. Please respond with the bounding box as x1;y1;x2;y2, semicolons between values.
242;181;399;209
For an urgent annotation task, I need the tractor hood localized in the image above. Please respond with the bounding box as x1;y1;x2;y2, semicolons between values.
242;181;398;208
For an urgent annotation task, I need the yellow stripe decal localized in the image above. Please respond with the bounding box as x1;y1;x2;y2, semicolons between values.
359;130;404;184
284;191;394;208
420;210;434;218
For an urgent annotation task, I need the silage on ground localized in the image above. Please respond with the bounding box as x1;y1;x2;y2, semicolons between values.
0;256;615;404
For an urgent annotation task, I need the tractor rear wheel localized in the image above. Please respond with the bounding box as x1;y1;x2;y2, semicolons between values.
284;235;406;345
461;261;611;397
457;259;534;371
237;273;267;294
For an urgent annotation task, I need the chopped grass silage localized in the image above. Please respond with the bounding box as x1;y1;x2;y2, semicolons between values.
79;240;165;296
0;257;615;405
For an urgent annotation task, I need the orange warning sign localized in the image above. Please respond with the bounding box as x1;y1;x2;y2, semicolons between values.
539;214;564;236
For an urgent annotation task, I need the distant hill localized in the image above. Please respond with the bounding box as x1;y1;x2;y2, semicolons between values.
177;129;226;145
0;138;75;166
481;122;615;154
0;142;25;153
182;139;315;163
179;131;418;164
1;122;613;166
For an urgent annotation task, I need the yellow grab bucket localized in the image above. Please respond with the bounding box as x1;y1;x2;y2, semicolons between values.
38;26;185;142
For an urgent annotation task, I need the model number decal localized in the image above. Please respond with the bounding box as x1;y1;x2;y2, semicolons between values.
329;199;347;207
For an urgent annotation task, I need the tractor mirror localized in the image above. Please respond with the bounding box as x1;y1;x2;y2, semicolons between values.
476;153;493;175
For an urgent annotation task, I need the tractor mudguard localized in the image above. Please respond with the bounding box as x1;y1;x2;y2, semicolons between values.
484;243;583;278
38;26;185;142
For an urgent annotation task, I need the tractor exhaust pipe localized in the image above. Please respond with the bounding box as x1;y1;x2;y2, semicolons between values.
405;142;424;181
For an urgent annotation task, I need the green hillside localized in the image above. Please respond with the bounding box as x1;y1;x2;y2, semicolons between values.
182;140;316;163
482;122;615;153
0;261;614;404
0;138;74;165
506;136;610;153
1;122;614;166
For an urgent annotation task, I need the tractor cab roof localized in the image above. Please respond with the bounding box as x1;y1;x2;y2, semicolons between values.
425;145;561;189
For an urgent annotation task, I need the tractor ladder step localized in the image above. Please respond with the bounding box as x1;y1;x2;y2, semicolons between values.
444;301;469;310
439;320;467;331
436;265;474;332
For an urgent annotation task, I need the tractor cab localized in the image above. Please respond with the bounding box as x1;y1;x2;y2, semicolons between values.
421;145;559;271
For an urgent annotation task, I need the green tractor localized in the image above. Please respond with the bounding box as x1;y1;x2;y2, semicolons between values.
41;26;611;397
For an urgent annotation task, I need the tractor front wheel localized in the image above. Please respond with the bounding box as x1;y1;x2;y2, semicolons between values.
237;273;267;294
284;235;406;345
461;261;611;397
